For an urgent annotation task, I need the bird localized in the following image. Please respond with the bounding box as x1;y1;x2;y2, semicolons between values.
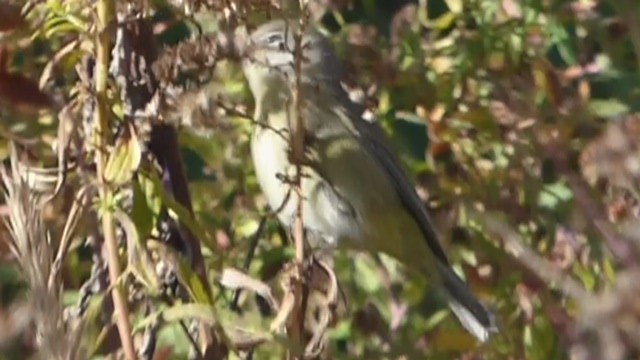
241;18;498;342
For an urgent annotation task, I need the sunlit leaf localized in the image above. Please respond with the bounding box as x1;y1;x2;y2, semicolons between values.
104;122;142;185
444;0;462;14
431;11;458;30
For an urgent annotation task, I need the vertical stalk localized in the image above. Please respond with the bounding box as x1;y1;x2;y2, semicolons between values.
94;1;136;359
287;11;309;359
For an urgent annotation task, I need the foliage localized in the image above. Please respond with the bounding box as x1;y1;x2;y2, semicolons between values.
0;0;640;359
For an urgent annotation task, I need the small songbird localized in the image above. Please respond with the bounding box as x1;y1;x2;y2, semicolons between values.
242;19;497;342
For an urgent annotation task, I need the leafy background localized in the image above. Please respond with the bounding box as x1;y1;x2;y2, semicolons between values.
0;0;640;359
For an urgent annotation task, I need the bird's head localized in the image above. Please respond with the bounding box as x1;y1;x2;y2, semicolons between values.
242;19;343;103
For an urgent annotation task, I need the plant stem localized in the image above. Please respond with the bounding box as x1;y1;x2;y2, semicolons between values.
94;1;136;359
287;14;310;360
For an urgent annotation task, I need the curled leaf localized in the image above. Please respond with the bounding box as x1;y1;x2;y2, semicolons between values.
219;268;279;312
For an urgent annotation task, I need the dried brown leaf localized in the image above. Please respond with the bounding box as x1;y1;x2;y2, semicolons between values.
347;24;377;48
580;114;640;190
550;227;579;270
390;3;418;46
515;283;535;322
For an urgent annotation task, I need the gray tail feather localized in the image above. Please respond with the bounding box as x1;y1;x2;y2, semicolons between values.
436;261;498;342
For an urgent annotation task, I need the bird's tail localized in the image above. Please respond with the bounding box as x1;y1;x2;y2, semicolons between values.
436;261;498;342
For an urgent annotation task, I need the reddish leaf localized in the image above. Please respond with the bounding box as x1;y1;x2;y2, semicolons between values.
607;197;630;223
0;71;53;114
152;347;173;360
0;46;8;73
0;2;25;32
429;141;452;159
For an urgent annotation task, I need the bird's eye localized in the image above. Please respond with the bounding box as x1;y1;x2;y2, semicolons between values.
266;33;283;45
264;33;288;52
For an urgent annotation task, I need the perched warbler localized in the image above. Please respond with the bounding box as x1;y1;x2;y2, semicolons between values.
241;19;497;342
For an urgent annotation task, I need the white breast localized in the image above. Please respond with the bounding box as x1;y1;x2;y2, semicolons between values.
250;122;361;249
250;123;296;225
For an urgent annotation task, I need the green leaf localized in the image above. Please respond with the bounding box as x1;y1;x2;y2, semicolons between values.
81;293;108;356
139;171;216;252
538;182;573;209
431;11;458;30
353;255;381;293
588;99;630;118
132;176;161;241
115;210;161;294
175;253;212;304
135;303;218;331
327;320;352;340
574;263;596;291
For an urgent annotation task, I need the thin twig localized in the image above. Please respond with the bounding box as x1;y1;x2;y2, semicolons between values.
94;1;136;358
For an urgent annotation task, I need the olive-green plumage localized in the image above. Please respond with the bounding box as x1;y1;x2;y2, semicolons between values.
242;19;497;342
